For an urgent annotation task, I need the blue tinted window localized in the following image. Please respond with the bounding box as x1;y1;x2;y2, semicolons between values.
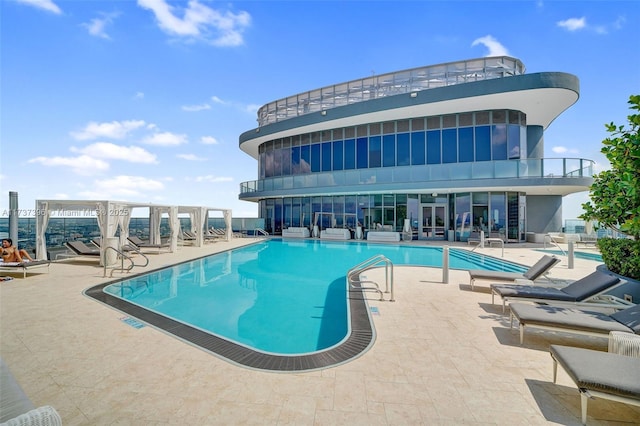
508;124;520;159
333;140;343;170
397;133;410;166
291;146;300;174
383;134;395;167
281;148;291;175
426;130;441;164
369;136;381;168
474;126;491;161
458;128;473;162
264;151;274;177
492;124;507;160
321;142;332;171
357;137;368;169
344;139;355;169
411;131;426;165
311;143;321;172
442;129;457;163
300;145;310;173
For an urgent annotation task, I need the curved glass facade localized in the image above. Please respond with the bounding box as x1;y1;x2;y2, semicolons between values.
259;110;526;179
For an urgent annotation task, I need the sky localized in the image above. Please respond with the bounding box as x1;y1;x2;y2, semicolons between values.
1;0;639;221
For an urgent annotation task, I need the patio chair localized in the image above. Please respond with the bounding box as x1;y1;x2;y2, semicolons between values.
127;236;170;251
64;241;101;257
509;302;640;344
0;260;50;278
468;254;560;290
550;331;640;425
491;270;629;313
467;231;481;245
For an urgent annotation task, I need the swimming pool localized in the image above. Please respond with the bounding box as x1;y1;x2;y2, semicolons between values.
536;249;604;262
86;239;527;371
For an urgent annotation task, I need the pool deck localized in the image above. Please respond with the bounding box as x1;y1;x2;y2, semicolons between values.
1;238;638;425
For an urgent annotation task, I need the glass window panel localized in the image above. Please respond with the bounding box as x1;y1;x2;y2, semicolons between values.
443;114;456;128
332;140;343;170
492;110;506;124
508;124;521;159
459;113;473;126
383;134;395;167
291;146;301;174
332;128;343;140
344;139;355;169
411;118;425;131
442;128;457;163
369;136;381;168
310;143;321;172
475;111;490;125
508;110;519;124
281;147;291;175
345;195;357;214
264;151;274;177
311;132;321;144
321;130;331;141
426;130;441;164
397;120;409;132
357;125;368;137
490;193;506;233
321;142;332;171
383;121;395;134
345;127;355;138
369;123;381;135
492;124;508;160
427;116;440;129
300;145;310;173
397;133;410;166
411;131;426;165
474;126;491;161
356;137;368;168
458;127;474;162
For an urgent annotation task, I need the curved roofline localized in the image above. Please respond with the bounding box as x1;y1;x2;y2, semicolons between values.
239;72;579;159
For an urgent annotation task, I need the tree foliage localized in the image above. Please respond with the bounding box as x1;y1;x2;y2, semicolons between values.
581;95;640;240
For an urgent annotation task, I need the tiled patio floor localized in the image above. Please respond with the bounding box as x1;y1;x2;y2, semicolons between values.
1;238;639;425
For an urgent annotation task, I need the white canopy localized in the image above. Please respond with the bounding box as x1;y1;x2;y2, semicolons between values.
35;199;232;263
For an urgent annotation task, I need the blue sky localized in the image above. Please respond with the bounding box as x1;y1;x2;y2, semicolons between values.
1;0;638;220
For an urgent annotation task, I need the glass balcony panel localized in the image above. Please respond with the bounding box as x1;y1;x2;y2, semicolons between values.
293;175;305;188
450;162;472;180
282;176;293;189
564;158;583;177
317;173;335;187
543;158;565;177
376;168;393;183
394;166;410;183
472;161;494;179
345;169;360;185
411;166;428;182
494;160;518;178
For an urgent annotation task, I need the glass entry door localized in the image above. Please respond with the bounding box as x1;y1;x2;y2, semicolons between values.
420;204;447;239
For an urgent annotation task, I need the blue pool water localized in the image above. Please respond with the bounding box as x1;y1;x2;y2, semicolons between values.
536;249;604;262
104;239;526;355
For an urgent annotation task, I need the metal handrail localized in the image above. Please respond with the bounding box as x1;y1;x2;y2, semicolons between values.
254;228;269;237
347;254;394;302
103;245;149;278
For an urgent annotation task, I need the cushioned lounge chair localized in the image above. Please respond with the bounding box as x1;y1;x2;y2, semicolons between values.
510;302;640;344
491;270;628;312
65;241;101;256
0;260;50;278
468;254;560;290
127;236;170;252
550;332;640;425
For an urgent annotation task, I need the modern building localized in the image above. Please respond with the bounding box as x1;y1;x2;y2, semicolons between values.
238;56;594;242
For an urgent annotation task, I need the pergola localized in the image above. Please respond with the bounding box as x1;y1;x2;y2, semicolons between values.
35;200;232;262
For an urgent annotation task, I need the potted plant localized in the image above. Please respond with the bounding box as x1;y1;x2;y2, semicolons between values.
580;95;640;280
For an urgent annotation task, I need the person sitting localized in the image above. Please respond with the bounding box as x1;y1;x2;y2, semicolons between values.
1;238;34;263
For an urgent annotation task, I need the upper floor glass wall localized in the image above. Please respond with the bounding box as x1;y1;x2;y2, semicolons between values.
259;110;526;179
257;56;525;126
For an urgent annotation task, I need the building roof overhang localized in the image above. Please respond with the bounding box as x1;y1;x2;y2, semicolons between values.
239;72;579;159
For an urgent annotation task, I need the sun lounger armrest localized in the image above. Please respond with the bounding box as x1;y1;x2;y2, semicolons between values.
608;332;640;357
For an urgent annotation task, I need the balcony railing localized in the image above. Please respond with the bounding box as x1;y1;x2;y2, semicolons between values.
256;56;525;127
239;158;594;195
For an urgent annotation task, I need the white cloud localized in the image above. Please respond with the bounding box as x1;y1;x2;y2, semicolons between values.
79;175;165;199
133;92;145;100
81;12;119;39
71;120;146;141
16;0;61;14
557;17;586;31
471;35;509;56
70;142;158;163
552;146;579;154
200;136;218;145
211;95;226;104
244;104;260;114
27;155;109;175
194;175;233;183
177;153;206;161
141;131;187;146
137;0;251;46
181;103;211;112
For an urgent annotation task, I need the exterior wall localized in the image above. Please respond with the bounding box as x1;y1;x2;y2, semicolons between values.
526;125;544;158
526;195;562;233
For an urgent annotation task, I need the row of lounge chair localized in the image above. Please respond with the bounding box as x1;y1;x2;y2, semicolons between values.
469;255;639;424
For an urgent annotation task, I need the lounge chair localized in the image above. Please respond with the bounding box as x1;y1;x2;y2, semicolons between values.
0;260;50;278
64;241;101;257
550;332;640;425
510;302;640;344
491;270;629;312
468;254;560;290
127;236;170;252
467;231;481;245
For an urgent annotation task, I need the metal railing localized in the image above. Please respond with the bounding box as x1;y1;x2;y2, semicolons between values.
240;157;594;196
257;56;524;126
254;228;269;237
102;245;149;278
347;255;394;302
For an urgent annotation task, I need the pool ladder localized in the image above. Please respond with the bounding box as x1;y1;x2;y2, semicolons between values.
254;228;269;237
347;255;395;302
102;245;149;278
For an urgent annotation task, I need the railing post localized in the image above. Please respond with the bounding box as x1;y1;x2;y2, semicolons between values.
443;245;449;284
568;241;574;269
